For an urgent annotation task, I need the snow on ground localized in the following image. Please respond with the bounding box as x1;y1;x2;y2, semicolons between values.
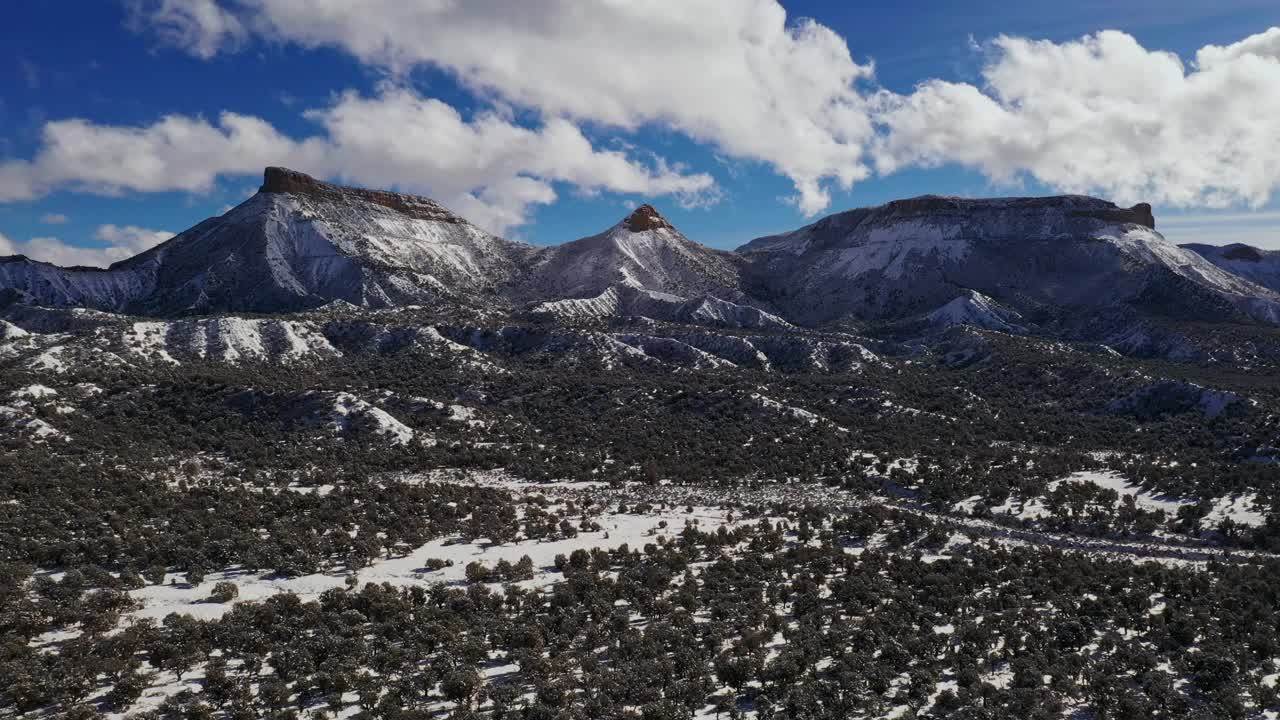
1205;493;1266;529
925;290;1026;334
952;495;983;514
11;383;58;400
120;318;340;365
328;392;415;445
448;403;479;423
1053;470;1185;515
988;494;1052;521
127;502;733;622
0;318;30;339
0;403;66;441
1059;471;1266;528
749;391;821;424
406;396;485;426
977;470;1266;530
123;321;178;364
26;345;69;373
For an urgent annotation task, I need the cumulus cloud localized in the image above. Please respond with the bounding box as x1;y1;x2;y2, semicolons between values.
0;112;318;202
39;213;69;225
136;0;877;215
306;89;714;231
1196;26;1280;67
0;88;712;234
873;28;1280;208
0;224;172;267
65;3;1280;221
127;0;248;59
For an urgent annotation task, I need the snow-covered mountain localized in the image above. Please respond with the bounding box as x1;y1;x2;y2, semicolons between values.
0;168;527;316
0;171;775;327
4;172;1280;344
513;204;787;329
923;290;1028;334
738;195;1280;328
120;167;527;315
1182;243;1280;294
0;255;153;311
517;204;748;303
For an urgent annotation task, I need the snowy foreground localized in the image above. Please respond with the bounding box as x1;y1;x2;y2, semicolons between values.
122;468;1272;626
130;494;736;622
21;468;1280;720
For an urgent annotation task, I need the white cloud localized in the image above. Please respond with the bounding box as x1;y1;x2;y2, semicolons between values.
135;2;1280;216
873;28;1280;209
0;88;712;235
306;89;714;231
127;0;247;59
1196;26;1280;67
0;112;320;202
65;4;1280;222
142;0;877;215
38;213;69;225
0;224;172;267
94;223;174;252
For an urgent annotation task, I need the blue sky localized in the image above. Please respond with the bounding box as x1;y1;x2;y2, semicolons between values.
1;0;1278;265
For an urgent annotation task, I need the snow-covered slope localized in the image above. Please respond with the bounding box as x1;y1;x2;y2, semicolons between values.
118;168;526;315
6;173;1280;343
739;195;1280;327
0;172;773;328
117;318;340;365
924;290;1027;334
0;168;527;316
319;391;415;445
0;255;153;311
0;307;502;372
1182;243;1280;294
518;205;747;303
530;284;791;330
439;323;877;374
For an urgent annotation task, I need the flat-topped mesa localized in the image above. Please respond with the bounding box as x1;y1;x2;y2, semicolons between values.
260;167;465;224
624;204;675;233
1076;202;1155;230
876;194;1155;229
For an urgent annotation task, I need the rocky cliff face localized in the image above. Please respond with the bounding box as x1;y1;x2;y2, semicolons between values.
260;167;466;224
623;204;676;232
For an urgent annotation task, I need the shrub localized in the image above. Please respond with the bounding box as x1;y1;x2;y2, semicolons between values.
208;581;239;603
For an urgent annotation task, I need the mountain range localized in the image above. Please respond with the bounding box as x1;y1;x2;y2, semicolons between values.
2;167;1278;345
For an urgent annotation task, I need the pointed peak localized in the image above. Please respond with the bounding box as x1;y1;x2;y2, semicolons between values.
623;204;675;233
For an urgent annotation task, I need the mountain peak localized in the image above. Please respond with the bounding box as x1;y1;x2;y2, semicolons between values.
259;167;465;224
261;166;326;195
624;204;675;233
